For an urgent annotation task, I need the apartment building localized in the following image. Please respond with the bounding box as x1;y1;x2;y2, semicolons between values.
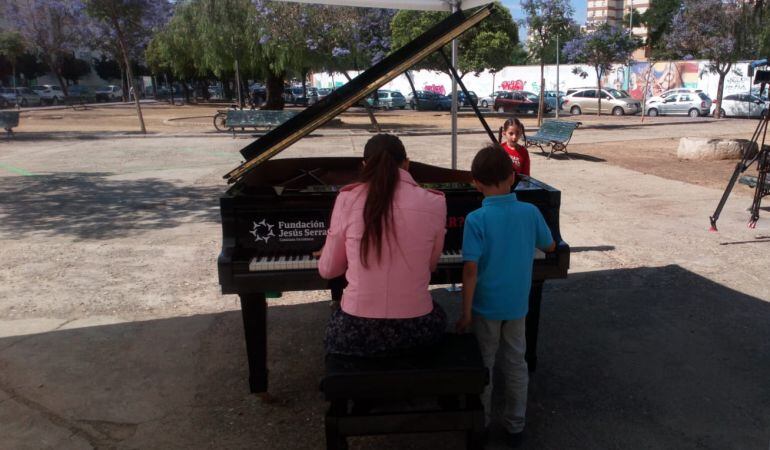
586;0;650;59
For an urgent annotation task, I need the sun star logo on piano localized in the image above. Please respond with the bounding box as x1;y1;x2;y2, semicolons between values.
250;219;275;243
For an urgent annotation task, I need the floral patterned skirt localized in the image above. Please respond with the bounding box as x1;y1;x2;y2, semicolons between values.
324;302;447;357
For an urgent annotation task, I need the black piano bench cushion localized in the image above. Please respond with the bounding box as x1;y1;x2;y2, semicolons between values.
320;333;489;400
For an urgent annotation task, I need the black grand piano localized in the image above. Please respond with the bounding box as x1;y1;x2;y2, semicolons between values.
218;5;569;394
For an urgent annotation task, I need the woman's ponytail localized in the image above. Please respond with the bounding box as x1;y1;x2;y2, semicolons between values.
360;134;407;268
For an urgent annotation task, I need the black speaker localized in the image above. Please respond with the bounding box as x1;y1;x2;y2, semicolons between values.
754;70;770;84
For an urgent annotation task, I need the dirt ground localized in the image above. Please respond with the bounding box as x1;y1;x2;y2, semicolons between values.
1;103;769;449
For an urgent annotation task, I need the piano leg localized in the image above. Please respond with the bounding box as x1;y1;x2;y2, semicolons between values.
525;281;544;372
240;293;268;394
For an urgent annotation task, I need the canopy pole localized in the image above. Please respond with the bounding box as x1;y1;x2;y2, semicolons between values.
451;0;459;170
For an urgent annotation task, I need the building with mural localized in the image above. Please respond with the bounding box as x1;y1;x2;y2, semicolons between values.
313;59;759;107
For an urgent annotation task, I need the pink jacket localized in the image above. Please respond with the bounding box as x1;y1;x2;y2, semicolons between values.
318;169;447;319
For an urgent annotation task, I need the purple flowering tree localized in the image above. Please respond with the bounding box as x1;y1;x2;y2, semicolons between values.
3;0;87;96
84;0;172;133
522;0;576;125
665;0;740;118
564;23;640;115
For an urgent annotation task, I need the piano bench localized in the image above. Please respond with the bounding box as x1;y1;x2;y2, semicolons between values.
319;333;488;450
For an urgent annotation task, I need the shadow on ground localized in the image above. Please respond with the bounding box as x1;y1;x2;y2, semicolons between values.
541;152;607;163
0;172;221;239
0;265;768;449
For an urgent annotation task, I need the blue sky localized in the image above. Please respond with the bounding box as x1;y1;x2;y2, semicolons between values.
500;0;587;40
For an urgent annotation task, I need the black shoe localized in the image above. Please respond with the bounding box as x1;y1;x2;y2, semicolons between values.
505;430;524;448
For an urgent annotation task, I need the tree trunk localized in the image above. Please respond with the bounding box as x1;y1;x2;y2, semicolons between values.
235;58;243;109
182;81;190;104
113;18;146;133
343;71;380;132
301;68;307;97
640;61;654;122
596;66;603;116
12;64;18;108
119;62;126;102
405;70;419;109
264;71;285;110
714;63;732;119
538;59;545;126
41;53;69;96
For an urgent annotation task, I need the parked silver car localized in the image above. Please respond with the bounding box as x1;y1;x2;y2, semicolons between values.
0;87;43;107
646;90;711;117
562;88;640;115
710;93;769;118
376;90;406;109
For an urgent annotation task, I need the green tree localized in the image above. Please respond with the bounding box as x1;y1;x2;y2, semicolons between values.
195;0;262;106
60;54;91;85
640;0;682;60
146;1;207;102
521;0;576;125
564;23;641;115
0;31;25;100
390;2;519;78
93;56;122;82
16;53;48;83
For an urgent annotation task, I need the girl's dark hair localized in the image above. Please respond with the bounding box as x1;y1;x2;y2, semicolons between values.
360;134;407;268
498;116;527;144
471;144;514;186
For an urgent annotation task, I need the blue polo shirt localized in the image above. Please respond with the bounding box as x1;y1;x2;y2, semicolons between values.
462;193;553;320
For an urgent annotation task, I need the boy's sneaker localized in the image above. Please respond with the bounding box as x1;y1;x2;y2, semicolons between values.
505;430;524;448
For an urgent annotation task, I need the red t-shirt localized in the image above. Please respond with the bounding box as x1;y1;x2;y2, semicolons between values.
501;142;530;176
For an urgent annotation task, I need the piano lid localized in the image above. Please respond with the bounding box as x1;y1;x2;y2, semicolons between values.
223;4;493;184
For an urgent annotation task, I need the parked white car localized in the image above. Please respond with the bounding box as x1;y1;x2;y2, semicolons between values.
95;85;123;102
31;85;64;105
710;93;769;118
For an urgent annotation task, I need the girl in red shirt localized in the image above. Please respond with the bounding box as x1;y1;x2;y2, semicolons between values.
499;117;530;176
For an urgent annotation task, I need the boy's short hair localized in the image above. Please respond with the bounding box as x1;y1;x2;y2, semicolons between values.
471;144;514;186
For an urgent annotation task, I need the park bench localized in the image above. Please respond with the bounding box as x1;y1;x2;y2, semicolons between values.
320;333;488;450
0;111;20;138
525;119;581;159
213;109;298;136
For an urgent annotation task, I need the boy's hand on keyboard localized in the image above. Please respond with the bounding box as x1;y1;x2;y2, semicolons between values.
455;314;472;333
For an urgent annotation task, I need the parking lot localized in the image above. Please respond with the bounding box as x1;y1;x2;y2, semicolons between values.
1;104;769;449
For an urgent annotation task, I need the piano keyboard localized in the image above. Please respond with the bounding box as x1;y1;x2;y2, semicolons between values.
248;249;545;272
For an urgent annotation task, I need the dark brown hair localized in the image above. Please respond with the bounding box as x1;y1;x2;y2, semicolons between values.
360;134;407;268
471;144;514;186
498;116;527;144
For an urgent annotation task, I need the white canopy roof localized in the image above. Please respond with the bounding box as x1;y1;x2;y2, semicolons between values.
277;0;494;11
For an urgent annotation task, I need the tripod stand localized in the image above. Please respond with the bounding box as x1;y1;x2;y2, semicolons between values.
709;112;770;231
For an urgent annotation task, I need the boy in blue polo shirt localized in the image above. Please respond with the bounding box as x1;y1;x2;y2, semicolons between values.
456;144;555;446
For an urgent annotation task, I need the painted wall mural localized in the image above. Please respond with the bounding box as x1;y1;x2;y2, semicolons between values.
312;60;756;103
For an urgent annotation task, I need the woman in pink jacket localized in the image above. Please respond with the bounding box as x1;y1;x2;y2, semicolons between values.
318;134;448;357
